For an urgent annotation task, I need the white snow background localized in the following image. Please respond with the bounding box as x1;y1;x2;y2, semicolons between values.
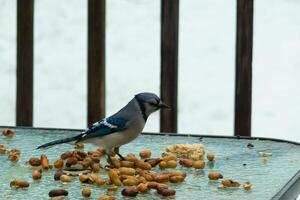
0;0;300;143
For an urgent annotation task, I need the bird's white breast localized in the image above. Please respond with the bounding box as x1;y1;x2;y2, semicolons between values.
86;116;145;152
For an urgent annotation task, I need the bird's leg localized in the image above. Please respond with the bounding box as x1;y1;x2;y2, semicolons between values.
115;146;125;161
105;155;114;169
105;148;115;169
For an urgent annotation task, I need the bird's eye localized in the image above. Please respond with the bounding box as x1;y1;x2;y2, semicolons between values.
149;102;158;107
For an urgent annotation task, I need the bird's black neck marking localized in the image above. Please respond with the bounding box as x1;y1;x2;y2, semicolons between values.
135;96;148;122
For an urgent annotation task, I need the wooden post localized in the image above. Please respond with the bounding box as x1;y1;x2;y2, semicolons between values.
234;0;254;136
16;0;34;126
88;0;106;126
160;0;179;133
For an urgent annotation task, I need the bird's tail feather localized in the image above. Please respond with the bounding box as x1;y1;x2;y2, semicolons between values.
36;135;81;149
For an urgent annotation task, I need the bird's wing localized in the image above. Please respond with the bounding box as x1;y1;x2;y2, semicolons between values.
75;116;128;143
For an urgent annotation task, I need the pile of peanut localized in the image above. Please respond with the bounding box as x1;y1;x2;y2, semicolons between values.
1;128;252;199
24;147;190;199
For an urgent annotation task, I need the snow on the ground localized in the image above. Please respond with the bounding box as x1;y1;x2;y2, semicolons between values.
0;0;299;143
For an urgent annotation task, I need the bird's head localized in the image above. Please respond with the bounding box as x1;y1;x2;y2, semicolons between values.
134;92;170;118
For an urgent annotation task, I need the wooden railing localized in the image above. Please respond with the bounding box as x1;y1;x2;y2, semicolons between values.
15;0;253;136
87;0;106;125
235;0;253;137
16;0;34;127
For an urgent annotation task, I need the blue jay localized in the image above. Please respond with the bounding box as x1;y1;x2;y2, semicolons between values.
37;92;170;164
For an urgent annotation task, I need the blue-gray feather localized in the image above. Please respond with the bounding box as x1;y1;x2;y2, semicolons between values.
36;135;81;149
75;116;128;143
135;92;160;103
36;116;128;149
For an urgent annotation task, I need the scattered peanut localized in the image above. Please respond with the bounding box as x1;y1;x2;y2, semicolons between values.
10;179;29;188
60;174;71;183
79;174;90;183
82;187;92;197
8;154;20;162
162;154;177;162
147;181;158;189
125;153;138;162
137;183;149;193
8;149;21;162
145;158;162;167
2;128;15;137
91;162;102;173
139;150;152;159
208;172;223;180
61;151;73;160
40;154;50;170
206;153;215;161
159;161;167;169
54;170;63;181
122;177;138;186
111;157;121;168
28;157;41;167
157;183;168;190
169;175;185;183
193;160;205;169
120;160;135;168
119;167;136;176
0;144;6;154
80;158;92;168
32;170;42;180
243;181;252;190
121;187;138;197
166;160;177;168
155;174;169;183
108;169;122;186
135;160;152;170
157;188;176;197
48;189;68;197
93;175;106;186
179;159;194;168
65;157;78;167
167;170;187;178
221;179;240;188
54;159;64;169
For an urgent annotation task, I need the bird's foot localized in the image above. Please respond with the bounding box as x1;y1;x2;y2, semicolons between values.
116;153;126;161
114;146;126;161
104;165;114;170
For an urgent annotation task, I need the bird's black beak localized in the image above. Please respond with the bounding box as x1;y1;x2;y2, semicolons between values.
158;101;171;109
